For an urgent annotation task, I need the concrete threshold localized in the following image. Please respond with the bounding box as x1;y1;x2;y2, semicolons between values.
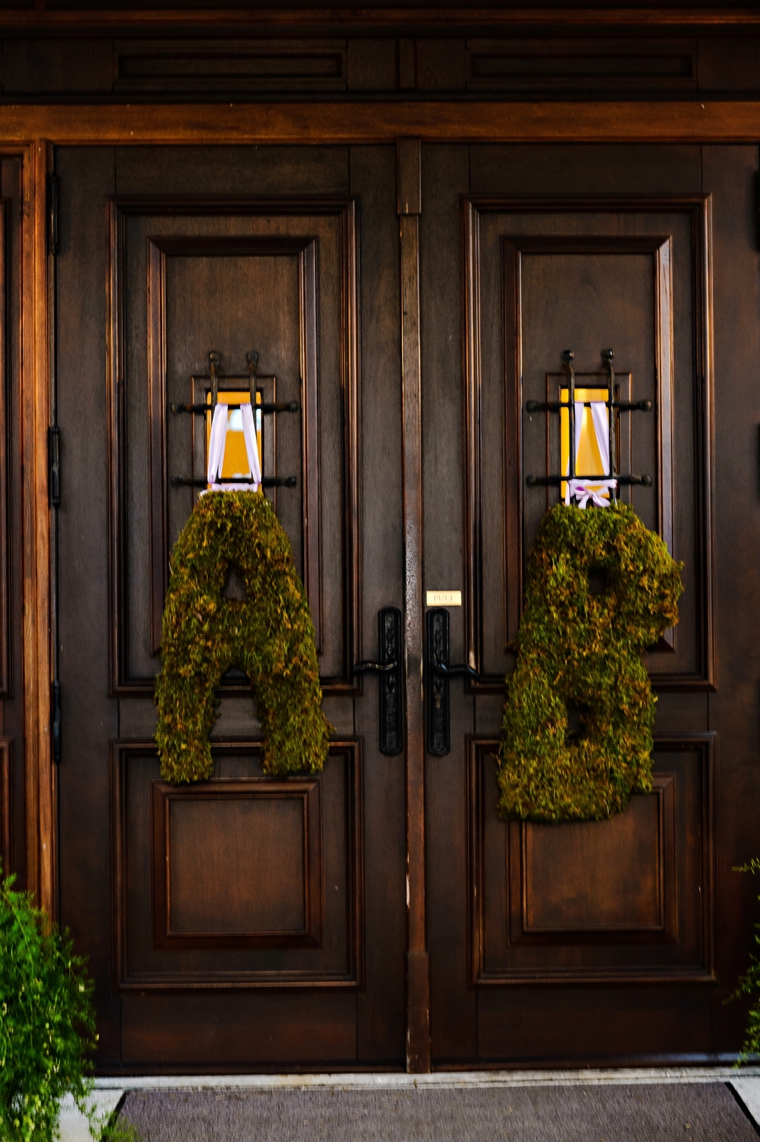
93;1066;760;1091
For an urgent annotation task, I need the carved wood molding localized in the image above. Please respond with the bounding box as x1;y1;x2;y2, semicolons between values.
17;141;55;916
0;8;759;32
3;102;760;146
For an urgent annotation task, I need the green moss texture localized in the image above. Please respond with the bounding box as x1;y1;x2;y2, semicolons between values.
155;491;330;783
498;502;683;823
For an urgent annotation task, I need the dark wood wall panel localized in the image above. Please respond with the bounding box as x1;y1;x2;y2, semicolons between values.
466;38;698;94
114;40;348;95
468;735;715;987
463;196;713;693
5;32;760;101
113;741;363;990
108;198;360;694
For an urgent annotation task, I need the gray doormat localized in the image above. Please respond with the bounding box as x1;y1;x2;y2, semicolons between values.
119;1082;759;1141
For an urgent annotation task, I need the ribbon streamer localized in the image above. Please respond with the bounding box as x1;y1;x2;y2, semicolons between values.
205;402;262;493
564;400;617;508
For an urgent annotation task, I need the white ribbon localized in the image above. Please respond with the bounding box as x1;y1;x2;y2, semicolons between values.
565;479;618;509
564;400;617;508
204;402;261;493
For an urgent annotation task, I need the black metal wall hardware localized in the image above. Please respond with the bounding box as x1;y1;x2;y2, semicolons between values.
352;606;402;756
426;608;479;757
48;425;61;509
169;350;299;489
525;348;653;492
171;475;297;489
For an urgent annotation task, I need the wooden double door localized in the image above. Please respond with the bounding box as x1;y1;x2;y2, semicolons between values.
56;142;758;1072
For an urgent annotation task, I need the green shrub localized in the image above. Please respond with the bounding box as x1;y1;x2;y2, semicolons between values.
733;858;760;1064
0;870;126;1142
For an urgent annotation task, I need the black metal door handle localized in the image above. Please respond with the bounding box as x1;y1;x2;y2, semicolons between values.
431;661;479;680
353;659;398;674
426;608;478;756
352;607;402;756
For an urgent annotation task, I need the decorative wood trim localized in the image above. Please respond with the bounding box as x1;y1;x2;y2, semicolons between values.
112;739;364;990
468;733;717;986
0;9;758;32
0;740;12;876
398;138;430;1075
108;199;358;695
21;141;55;915
0;199;9;698
463;195;714;693
3;101;760;147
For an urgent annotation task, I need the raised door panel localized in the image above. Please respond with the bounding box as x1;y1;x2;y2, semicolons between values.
114;742;362;989
464;196;713;691
469;736;715;987
109;198;359;694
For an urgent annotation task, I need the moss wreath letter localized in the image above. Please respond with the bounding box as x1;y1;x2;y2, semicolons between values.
498;502;683;823
155;491;330;783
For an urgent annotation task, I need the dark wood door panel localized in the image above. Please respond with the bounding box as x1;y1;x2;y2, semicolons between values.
120;991;359;1069
57;143;406;1071
463;196;713;692
422;143;743;1068
109;197;359;693
114;741;362;989
701;144;760;1056
469;736;715;986
476;986;713;1066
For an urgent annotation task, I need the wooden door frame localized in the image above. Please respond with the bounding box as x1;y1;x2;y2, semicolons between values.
10;100;760;1072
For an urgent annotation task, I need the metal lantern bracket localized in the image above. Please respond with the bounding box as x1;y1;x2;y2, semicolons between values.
170;350;299;489
525;348;653;491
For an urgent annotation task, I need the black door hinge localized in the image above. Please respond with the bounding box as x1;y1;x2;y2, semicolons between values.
51;680;61;765
48;425;61;508
48;173;59;257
